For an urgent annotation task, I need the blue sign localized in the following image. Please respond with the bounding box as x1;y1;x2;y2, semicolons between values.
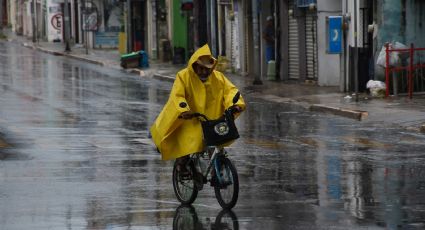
95;32;119;48
328;16;342;54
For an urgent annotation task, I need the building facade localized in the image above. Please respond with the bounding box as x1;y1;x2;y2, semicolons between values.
6;0;425;94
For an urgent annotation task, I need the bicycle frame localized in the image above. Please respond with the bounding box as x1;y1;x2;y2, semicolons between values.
190;146;226;187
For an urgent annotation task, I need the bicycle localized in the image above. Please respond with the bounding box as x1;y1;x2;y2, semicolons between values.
172;92;241;209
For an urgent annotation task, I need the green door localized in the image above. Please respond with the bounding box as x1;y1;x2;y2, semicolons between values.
172;1;189;62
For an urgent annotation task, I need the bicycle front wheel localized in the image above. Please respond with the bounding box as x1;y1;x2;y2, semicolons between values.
172;161;198;205
214;208;239;230
172;205;198;230
214;157;239;209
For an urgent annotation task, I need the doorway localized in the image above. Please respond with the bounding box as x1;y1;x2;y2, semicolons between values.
131;1;146;51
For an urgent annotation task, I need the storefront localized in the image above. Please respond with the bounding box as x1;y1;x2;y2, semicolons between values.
93;0;123;49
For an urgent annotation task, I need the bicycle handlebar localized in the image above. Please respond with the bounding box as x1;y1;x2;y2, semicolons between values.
178;112;207;120
178;105;241;121
177;92;241;121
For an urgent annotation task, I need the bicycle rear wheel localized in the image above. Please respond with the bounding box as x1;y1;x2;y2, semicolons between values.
214;157;239;209
173;161;198;205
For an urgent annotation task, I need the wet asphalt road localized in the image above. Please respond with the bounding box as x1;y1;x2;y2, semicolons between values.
1;42;425;230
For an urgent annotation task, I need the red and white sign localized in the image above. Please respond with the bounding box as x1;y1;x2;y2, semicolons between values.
51;13;63;30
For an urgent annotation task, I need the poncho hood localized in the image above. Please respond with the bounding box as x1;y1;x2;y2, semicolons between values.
187;44;217;73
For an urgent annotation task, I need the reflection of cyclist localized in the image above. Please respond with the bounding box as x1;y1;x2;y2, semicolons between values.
150;44;246;172
173;205;239;230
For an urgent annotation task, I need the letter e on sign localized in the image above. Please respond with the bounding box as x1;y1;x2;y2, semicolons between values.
51;13;63;31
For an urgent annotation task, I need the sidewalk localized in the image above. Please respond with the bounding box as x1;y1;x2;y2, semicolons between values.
4;30;425;133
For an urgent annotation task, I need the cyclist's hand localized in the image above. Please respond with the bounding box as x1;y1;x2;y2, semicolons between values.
231;106;243;114
179;111;193;119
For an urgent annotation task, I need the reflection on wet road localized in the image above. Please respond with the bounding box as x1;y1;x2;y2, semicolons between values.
1;42;425;229
173;205;239;230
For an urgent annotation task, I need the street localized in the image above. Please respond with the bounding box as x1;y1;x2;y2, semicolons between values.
1;42;425;230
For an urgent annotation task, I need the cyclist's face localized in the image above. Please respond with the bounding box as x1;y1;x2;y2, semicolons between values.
193;63;212;82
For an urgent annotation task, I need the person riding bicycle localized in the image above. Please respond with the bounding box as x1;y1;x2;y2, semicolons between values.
150;44;246;173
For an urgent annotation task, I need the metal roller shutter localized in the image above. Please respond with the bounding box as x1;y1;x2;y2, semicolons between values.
288;0;300;80
305;11;318;80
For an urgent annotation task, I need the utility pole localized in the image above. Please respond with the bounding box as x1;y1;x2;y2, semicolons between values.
127;0;131;53
252;0;262;85
210;0;217;56
32;0;37;42
81;0;88;54
354;0;358;102
64;0;71;51
0;0;3;35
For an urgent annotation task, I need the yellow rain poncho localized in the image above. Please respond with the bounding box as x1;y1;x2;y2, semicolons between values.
150;44;246;160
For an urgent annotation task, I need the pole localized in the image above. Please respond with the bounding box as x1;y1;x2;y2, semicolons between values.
64;0;71;51
32;0;37;42
354;0;358;102
82;0;88;54
409;43;414;99
127;0;131;53
342;0;348;92
206;0;211;46
210;0;217;56
0;0;3;35
252;0;262;85
385;43;389;97
151;0;158;59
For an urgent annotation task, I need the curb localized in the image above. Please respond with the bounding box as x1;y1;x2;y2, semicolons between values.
36;46;63;56
22;43;62;56
153;73;175;82
65;53;105;66
310;104;368;121
249;93;367;120
420;124;425;133
23;42;181;83
23;43;158;77
23;43;108;66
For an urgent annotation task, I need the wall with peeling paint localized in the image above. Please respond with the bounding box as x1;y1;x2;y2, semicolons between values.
406;0;425;48
377;0;425;49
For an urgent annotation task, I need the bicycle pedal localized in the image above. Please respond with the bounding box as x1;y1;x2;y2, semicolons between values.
195;179;204;190
209;177;217;187
179;175;191;181
178;170;192;180
222;181;232;186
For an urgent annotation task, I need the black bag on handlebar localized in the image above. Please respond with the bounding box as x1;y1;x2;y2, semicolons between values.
200;110;239;146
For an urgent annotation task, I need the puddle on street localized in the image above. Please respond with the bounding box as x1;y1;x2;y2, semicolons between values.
342;136;393;149
0;137;10;148
242;138;286;149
